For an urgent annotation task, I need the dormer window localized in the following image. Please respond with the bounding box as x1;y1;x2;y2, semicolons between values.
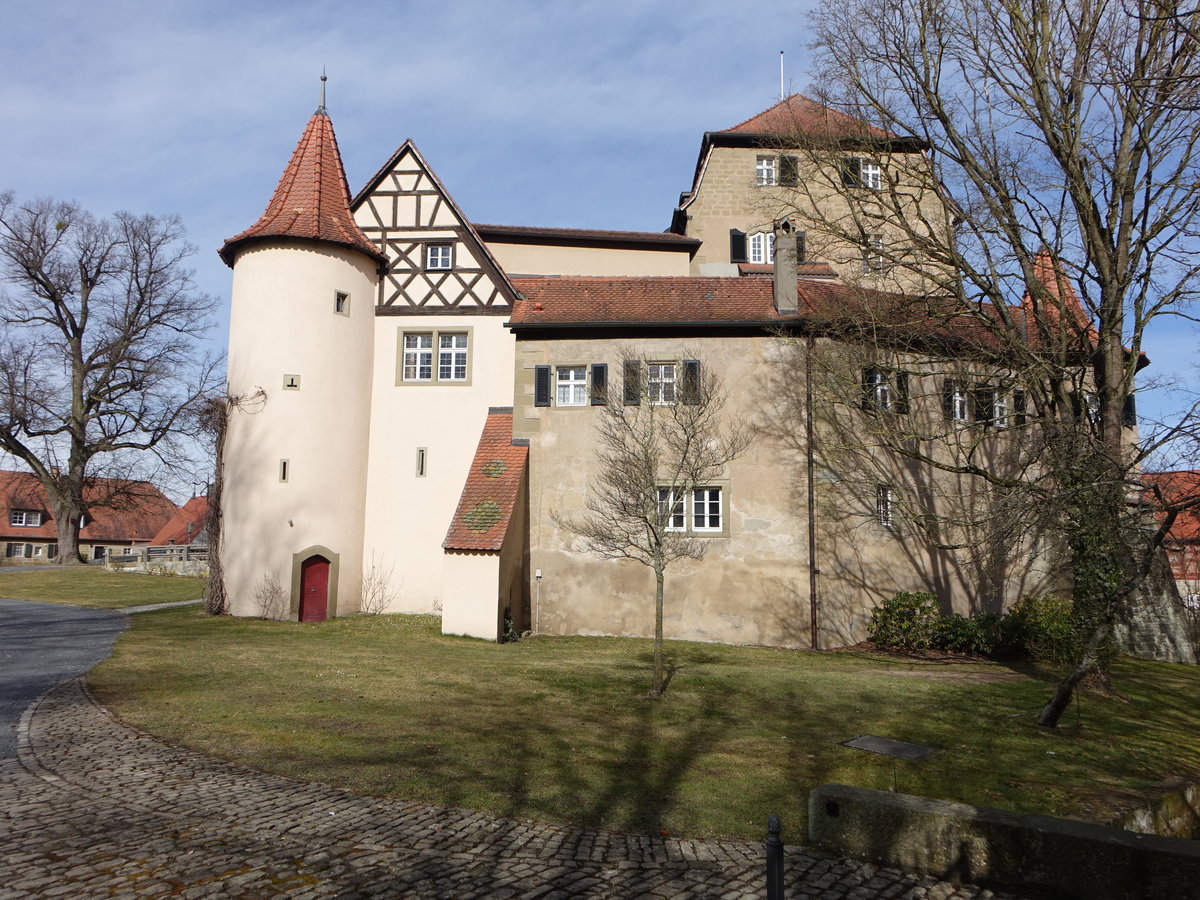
9;509;41;527
425;243;454;270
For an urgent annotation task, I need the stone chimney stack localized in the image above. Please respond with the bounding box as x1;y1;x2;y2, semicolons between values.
773;218;798;315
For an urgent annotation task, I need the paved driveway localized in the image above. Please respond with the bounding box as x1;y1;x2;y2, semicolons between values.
0;599;1036;898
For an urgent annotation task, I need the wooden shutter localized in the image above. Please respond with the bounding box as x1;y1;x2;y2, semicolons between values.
534;365;551;407
1122;393;1137;427
623;361;641;405
681;360;701;405
780;155;799;186
861;368;879;410
942;380;955;419
729;229;747;264
796;231;806;264
973;388;995;426
894;372;909;413
590;363;608;406
839;157;861;187
1013;388;1027;425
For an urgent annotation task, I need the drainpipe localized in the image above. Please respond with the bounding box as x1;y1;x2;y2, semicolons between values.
806;334;820;649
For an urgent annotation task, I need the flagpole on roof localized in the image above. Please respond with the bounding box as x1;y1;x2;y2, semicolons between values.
779;51;785;100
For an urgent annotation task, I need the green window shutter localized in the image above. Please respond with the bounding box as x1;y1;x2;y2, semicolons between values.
729;229;747;264
1122;392;1137;428
590;363;608;406
623;361;641;406
796;231;806;264
894;372;909;414
780;155;799;186
534;366;551;407
1013;388;1027;425
682;360;701;405
839;157;861;187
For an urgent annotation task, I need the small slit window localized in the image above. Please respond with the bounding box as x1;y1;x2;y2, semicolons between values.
334;291;349;315
416;447;428;478
279;459;290;483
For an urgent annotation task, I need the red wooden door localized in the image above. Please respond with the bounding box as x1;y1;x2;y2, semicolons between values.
299;556;330;622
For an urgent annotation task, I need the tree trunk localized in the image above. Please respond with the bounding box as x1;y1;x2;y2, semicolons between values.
50;497;85;564
651;563;665;697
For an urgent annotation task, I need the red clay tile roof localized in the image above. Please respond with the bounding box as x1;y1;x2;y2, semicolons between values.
0;470;177;543
151;495;209;545
1021;249;1098;343
475;223;700;249
220;111;386;267
720;94;892;140
738;262;838;279
1144;471;1200;542
444;412;528;552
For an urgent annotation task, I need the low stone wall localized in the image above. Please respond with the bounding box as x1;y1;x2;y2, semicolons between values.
808;783;1200;900
1117;778;1200;840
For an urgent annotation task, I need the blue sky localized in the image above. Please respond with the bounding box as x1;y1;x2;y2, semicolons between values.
1;0;1194;436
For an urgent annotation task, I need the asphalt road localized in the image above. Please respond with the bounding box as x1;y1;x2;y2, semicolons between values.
0;597;125;758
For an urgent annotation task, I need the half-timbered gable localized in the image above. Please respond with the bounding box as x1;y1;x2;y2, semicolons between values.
352;140;517;313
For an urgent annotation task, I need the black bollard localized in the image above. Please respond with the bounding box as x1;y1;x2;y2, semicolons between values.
765;814;783;900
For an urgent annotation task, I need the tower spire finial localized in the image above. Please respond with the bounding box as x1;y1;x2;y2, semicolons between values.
317;68;327;114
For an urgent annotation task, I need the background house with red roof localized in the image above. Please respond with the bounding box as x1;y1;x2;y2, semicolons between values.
216;93;1186;659
0;470;177;564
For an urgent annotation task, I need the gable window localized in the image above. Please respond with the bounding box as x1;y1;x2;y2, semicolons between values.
647;363;677;405
862;368;908;413
425;243;454;270
876;485;895;528
556;366;587;406
862;234;885;275
9;509;41;527
398;329;472;385
841;157;883;190
749;232;776;264
756;156;777;186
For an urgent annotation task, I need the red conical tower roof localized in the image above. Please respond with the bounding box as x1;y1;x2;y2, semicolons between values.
1020;248;1097;343
220;109;385;267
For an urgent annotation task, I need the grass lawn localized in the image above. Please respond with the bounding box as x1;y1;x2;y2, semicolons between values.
0;566;204;609
89;608;1200;842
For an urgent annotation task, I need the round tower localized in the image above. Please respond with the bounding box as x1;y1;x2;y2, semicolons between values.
219;98;386;620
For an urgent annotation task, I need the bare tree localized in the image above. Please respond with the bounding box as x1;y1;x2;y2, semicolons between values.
557;355;751;697
779;0;1200;724
0;193;217;563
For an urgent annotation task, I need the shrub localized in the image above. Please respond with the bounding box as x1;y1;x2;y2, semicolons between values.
933;612;998;656
998;595;1078;665
868;591;940;650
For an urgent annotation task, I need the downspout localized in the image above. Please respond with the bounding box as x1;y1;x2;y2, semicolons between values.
806;334;820;649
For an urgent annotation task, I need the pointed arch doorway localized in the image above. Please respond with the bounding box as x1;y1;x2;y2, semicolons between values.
299;555;330;622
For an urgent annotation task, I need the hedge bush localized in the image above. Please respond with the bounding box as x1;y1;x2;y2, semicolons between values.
934;612;998;656
868;592;940;650
998;595;1078;665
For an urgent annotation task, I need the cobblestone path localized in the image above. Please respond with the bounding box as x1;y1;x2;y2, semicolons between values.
0;678;1040;899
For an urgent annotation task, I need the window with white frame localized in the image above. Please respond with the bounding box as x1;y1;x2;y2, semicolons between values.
992;391;1010;428
749;232;775;264
841;157;883;189
9;509;41;527
862;234;885;274
556;366;588;406
691;487;723;531
658;487;724;533
647;363;677;404
876;485;895;528
658;488;685;531
438;333;469;381
399;330;471;384
756;156;777;186
425;243;453;270
402;333;434;381
945;381;969;422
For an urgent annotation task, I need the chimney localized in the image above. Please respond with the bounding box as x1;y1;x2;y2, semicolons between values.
773;218;797;315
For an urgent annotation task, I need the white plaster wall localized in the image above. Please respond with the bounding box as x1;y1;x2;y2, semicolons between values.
485;242;691;276
222;241;377;618
362;314;516;613
440;550;501;640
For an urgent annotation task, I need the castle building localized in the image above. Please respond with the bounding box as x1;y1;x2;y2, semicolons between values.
218;93;1189;659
